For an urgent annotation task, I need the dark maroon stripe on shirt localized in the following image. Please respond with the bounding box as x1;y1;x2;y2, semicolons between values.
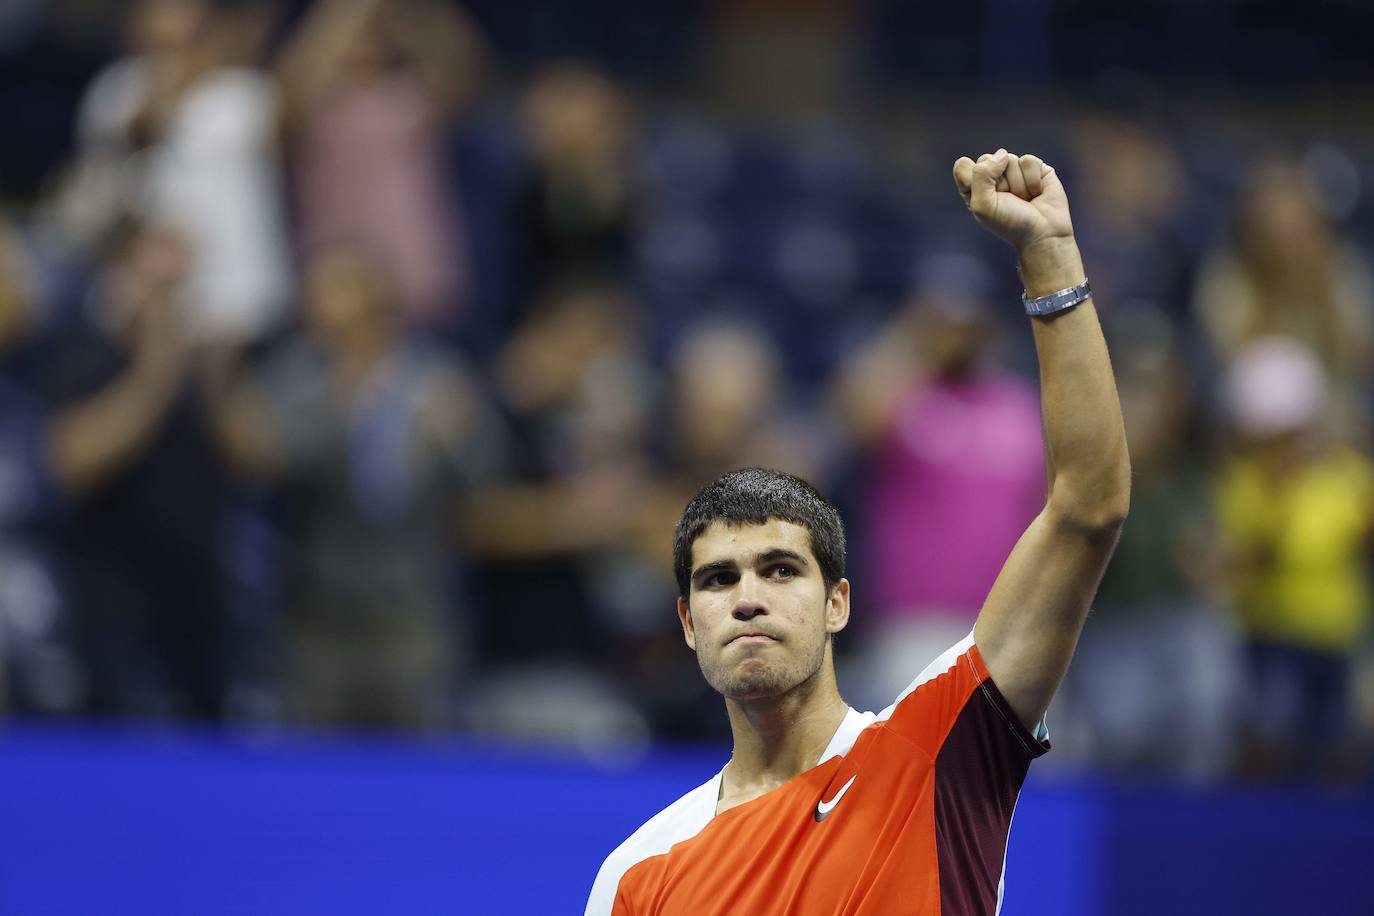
933;677;1048;915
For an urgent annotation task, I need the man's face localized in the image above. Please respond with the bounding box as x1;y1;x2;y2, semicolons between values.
677;519;849;701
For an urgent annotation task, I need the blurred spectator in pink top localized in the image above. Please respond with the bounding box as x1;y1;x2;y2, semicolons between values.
832;255;1045;709
278;0;484;327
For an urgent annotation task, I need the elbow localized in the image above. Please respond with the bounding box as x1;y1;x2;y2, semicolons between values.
1049;461;1132;536
1055;502;1128;541
1048;499;1128;544
1094;469;1133;532
1095;490;1131;534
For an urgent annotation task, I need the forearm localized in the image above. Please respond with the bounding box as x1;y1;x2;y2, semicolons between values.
468;484;617;559
278;0;384;110
47;368;181;496
956;149;1131;725
206;381;282;480
387;0;482;111
1020;239;1130;529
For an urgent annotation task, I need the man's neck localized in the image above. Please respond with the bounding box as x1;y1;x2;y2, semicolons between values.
718;667;849;813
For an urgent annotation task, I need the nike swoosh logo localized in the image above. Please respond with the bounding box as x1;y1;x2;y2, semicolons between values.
814;775;856;822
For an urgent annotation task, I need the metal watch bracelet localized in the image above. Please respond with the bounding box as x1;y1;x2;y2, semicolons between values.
1022;279;1091;317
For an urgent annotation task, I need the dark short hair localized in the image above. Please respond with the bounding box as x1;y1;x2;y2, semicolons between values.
673;468;846;600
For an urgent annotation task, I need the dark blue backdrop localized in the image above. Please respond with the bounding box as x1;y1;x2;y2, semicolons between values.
0;725;1368;914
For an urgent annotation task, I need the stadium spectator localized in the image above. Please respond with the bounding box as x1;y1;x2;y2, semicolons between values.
211;245;503;730
459;280;659;746
831;256;1044;711
514;63;638;309
617;318;835;740
476;281;658;663
278;0;482;327
0;222;69;715
44;217;236;720
1193;160;1374;436
58;0;291;342
1215;336;1374;781
664;319;830;489
1067;106;1194;312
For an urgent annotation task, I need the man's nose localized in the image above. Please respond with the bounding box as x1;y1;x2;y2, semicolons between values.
732;572;767;620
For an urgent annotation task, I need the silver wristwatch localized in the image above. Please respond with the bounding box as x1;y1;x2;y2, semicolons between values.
1022;279;1091;317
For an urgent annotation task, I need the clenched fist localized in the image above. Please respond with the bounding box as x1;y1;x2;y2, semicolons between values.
953;150;1073;252
954;149;1084;297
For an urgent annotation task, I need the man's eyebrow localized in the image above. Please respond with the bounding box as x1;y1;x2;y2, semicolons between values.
691;559;737;580
756;548;809;567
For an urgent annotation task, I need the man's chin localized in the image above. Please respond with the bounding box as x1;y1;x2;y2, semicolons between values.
718;668;793;701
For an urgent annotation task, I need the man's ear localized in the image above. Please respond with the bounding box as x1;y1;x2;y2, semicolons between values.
825;579;851;635
677;595;697;650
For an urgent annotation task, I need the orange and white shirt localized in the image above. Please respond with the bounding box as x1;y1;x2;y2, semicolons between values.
585;633;1049;915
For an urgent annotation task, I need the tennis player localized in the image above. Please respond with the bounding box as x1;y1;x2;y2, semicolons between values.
586;150;1130;915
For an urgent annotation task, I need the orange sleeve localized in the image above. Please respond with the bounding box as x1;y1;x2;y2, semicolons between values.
879;642;1047;762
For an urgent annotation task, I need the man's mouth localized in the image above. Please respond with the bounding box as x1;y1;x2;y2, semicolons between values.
727;633;779;646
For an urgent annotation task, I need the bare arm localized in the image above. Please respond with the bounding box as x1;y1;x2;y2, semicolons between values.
197;346;284;480
276;0;387;119
46;298;187;496
954;150;1131;729
383;0;485;114
829;312;924;448
468;470;650;559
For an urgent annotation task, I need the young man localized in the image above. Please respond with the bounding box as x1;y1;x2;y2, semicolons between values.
586;150;1130;915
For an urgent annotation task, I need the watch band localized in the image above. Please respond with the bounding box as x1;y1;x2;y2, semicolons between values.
1022;279;1091;317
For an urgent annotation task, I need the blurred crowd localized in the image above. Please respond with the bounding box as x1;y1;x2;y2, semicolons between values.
1;0;1373;787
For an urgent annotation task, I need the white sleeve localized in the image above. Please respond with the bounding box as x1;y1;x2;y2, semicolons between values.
76;59;147;148
584;853;624;916
584;775;720;915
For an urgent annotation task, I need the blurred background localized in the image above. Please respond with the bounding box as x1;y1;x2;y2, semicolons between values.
1;0;1373;913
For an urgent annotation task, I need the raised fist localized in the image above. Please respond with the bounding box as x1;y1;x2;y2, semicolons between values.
953;150;1074;252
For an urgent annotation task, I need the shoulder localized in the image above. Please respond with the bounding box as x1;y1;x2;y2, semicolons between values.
257;337;325;393
1216;456;1261;499
186;68;278;111
1324;448;1374;501
1331;446;1374;475
875;631;1050;758
1332;243;1374;294
169;69;279;140
78;58;149;142
585;773;720;916
43;322;124;404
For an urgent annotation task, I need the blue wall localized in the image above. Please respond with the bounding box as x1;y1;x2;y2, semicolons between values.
0;726;1368;915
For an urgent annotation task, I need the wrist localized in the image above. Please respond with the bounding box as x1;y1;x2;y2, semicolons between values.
1016;237;1085;298
133;343;185;385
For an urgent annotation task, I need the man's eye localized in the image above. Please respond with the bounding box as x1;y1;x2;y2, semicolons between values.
770;565;796;579
704;573;735;588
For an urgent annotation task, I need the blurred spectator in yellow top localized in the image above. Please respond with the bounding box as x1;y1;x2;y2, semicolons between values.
1215;336;1374;781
